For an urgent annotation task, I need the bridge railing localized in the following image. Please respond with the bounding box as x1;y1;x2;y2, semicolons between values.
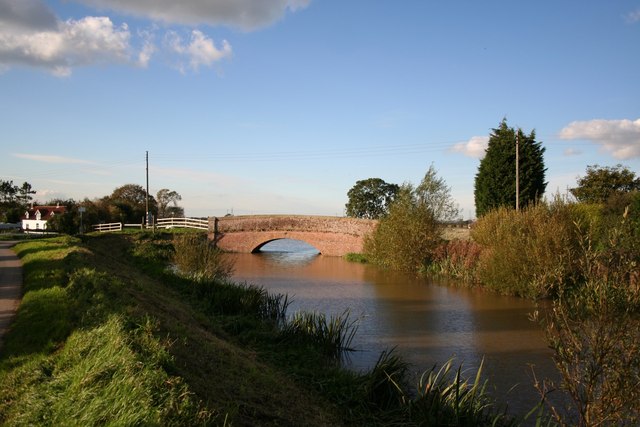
155;217;209;230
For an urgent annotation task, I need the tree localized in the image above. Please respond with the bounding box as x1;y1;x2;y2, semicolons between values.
0;180;36;223
345;178;399;219
106;184;156;224
415;165;459;222
570;164;640;204
156;189;183;218
46;199;78;234
474;119;547;217
364;184;441;271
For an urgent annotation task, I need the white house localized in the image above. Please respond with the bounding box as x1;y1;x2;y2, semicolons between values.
22;205;66;232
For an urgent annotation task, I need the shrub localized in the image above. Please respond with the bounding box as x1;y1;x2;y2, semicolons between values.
534;212;640;426
471;201;580;298
364;185;441;272
536;280;640;425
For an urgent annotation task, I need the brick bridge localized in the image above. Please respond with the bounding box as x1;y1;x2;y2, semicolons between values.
208;215;378;256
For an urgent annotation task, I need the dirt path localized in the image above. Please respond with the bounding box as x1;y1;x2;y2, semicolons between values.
0;241;22;350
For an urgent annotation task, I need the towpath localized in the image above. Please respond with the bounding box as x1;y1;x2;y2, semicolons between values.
0;241;22;350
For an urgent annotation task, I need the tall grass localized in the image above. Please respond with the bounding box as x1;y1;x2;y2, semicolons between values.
172;233;235;282
409;359;512;426
426;239;483;283
354;351;515;426
279;310;357;360
195;280;290;324
0;315;213;425
0;236;217;425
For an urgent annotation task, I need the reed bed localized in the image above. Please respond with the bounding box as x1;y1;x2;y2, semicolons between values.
279;310;358;360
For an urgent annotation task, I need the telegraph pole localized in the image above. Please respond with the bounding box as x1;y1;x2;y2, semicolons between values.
515;132;520;212
145;151;150;226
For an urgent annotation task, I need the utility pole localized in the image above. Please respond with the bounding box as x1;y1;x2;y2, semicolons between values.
515;132;520;212
145;151;150;226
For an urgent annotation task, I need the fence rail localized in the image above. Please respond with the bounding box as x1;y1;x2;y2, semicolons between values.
156;217;208;230
93;222;123;232
92;217;208;233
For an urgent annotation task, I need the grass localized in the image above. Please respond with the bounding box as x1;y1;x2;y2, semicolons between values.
0;232;521;426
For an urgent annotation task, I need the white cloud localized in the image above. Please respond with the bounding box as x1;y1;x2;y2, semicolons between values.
75;0;311;31
0;0;242;77
136;28;156;68
558;118;640;160
166;30;231;73
13;153;96;164
0;0;137;76
450;136;489;159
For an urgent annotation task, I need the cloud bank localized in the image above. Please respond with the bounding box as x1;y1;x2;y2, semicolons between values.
0;0;134;76
0;0;305;75
558;118;640;160
76;0;310;31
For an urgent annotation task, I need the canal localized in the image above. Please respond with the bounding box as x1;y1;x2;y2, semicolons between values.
229;239;557;417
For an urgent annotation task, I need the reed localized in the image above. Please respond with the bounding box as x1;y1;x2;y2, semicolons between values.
172;233;235;282
409;358;513;426
279;310;357;359
363;349;408;413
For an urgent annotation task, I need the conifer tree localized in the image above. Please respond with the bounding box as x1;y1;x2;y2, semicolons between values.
474;119;547;216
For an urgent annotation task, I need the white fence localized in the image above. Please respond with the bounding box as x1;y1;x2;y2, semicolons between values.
93;222;123;232
93;217;208;233
156;217;208;230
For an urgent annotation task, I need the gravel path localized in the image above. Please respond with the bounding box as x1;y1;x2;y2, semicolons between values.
0;241;22;350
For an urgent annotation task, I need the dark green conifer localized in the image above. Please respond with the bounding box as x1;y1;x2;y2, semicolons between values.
474;119;547;216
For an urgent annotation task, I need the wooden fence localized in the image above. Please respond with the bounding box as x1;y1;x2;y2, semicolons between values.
93;217;208;233
93;222;123;232
155;217;208;230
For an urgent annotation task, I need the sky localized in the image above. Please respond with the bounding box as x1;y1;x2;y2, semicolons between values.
1;0;639;219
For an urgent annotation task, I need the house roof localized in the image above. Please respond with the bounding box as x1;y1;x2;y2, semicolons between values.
24;205;66;221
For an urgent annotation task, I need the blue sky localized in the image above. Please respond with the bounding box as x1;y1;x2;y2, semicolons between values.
1;0;639;219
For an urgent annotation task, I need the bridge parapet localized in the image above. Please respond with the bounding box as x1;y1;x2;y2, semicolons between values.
208;215;377;256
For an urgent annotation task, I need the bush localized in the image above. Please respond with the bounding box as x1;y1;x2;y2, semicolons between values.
536;279;640;425
471;201;580;298
364;185;441;272
533;211;640;426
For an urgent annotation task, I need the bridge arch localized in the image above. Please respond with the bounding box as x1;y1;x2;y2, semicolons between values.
209;215;377;257
252;238;320;254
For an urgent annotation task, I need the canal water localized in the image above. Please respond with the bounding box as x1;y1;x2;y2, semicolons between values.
229;239;558;417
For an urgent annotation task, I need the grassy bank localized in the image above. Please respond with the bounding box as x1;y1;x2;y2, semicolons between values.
0;232;517;426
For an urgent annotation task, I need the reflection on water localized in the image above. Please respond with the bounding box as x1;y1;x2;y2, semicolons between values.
231;239;557;416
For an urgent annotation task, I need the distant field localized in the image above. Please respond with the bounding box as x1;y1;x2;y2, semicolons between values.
442;226;471;241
